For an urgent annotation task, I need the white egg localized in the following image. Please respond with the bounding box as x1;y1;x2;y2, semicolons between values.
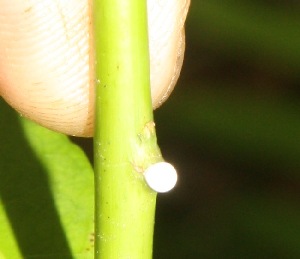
144;162;177;193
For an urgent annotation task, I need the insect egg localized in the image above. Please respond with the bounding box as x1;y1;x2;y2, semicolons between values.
143;162;177;193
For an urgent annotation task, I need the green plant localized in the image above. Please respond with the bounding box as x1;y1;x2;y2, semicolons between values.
93;0;161;258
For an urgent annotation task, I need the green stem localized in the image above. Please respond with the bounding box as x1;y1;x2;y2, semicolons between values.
93;0;163;258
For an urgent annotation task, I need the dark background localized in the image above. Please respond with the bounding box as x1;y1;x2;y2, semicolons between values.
153;1;300;258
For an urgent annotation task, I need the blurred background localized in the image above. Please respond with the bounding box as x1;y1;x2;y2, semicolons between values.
153;1;300;258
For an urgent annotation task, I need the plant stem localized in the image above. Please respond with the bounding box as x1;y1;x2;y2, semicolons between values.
93;0;162;258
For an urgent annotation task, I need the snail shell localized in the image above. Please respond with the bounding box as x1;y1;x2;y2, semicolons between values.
0;0;190;137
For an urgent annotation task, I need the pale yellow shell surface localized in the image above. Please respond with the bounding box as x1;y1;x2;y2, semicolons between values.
0;0;190;137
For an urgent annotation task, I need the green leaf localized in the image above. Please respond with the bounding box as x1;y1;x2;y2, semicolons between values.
0;98;94;259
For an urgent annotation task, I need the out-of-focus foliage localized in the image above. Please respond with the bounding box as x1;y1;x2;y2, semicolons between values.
153;1;300;258
0;99;94;258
